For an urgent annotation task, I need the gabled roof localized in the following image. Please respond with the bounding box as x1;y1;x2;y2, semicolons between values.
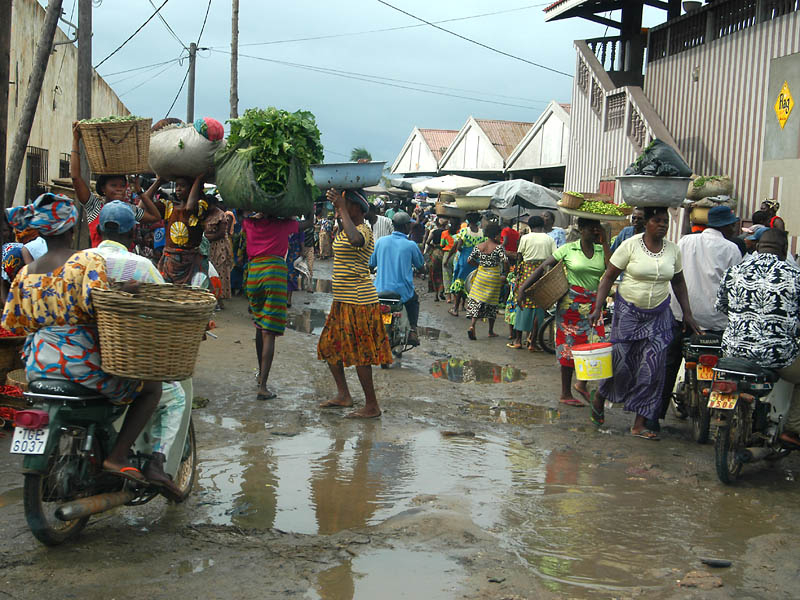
505;101;570;171
472;119;534;160
418;129;458;161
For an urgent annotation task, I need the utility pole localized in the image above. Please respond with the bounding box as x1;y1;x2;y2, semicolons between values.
75;0;92;248
0;0;12;215
186;41;197;123
4;0;63;206
230;0;239;119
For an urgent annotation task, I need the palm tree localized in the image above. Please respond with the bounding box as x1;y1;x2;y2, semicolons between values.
350;147;372;162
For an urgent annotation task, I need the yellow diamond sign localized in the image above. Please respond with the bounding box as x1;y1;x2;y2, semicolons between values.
775;81;794;129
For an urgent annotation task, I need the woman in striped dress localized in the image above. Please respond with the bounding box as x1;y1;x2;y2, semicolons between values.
465;223;508;340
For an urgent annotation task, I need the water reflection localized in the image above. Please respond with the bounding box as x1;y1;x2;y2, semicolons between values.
431;358;526;383
286;308;328;335
467;401;560;425
312;279;333;294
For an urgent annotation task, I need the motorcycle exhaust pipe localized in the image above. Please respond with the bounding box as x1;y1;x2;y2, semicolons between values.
55;490;137;521
737;447;772;464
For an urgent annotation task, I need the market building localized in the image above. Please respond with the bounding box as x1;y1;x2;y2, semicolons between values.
390;128;458;176
546;0;800;243
5;0;129;207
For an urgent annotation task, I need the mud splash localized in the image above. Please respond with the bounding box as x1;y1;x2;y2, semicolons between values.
430;358;525;383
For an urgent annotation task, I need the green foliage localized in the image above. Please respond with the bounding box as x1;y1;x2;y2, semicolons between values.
350;146;372;161
79;115;143;123
577;201;629;216
226;107;324;194
692;175;725;188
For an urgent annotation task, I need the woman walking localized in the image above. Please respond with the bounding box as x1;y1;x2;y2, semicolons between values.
317;189;392;419
590;207;699;439
426;217;447;301
204;195;234;306
447;213;485;317
440;219;458;303
518;218;609;407
465;222;507;340
242;213;299;400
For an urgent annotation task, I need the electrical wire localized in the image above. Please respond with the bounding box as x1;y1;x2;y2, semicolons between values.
375;0;573;78
196;0;212;45
119;61;178;96
55;0;78;85
94;0;171;69
100;57;185;79
105;57;183;86
148;0;186;49
226;3;553;49
216;49;548;110
164;65;190;117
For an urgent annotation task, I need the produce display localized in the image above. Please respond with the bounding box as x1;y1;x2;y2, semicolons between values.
79;115;143;124
576;200;631;216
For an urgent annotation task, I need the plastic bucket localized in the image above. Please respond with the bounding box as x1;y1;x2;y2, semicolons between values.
572;342;613;381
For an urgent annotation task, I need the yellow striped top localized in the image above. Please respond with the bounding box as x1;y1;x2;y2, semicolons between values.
331;223;378;305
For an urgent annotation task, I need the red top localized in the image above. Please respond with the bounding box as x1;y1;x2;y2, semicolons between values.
501;227;521;252
242;217;298;259
770;215;781;227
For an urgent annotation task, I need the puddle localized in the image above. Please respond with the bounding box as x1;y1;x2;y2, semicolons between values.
417;325;450;340
0;486;22;508
305;548;463;600
430;358;525;383
286;308;328;335
468;401;560;425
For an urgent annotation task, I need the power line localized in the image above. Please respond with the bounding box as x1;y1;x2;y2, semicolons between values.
225;3;552;49
375;0;573;78
106;57;183;86
119;61;179;96
196;0;212;45
164;64;190;117
100;57;184;79
94;0;171;69
148;0;186;49
217;50;548;111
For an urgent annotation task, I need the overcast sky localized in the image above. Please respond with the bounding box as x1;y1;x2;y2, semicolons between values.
56;0;667;164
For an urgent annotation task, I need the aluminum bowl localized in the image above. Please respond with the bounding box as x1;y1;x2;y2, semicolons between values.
311;161;386;190
616;175;692;208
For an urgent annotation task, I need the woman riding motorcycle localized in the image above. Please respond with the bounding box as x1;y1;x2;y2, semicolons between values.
1;193;162;484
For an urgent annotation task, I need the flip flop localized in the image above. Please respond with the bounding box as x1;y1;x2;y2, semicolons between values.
448;309;459;317
319;400;353;409
631;429;660;441
591;406;605;426
559;397;584;407
506;343;522;349
103;465;147;485
467;328;477;341
345;410;382;419
256;391;277;401
573;384;591;404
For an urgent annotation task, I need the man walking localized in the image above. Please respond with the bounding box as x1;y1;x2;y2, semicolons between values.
367;204;394;241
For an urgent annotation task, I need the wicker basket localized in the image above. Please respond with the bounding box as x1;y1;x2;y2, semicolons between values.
560;192;584;209
93;283;217;381
617;204;634;215
0;335;26;384
6;368;28;392
531;261;569;308
79;118;152;174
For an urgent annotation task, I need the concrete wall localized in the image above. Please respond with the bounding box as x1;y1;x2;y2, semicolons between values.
6;0;129;206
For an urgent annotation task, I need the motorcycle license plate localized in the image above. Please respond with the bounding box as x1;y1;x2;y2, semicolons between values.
10;427;49;455
708;391;738;410
382;314;392;324
697;365;714;381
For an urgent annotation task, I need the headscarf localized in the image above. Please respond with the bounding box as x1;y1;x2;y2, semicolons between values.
14;227;39;244
6;193;78;237
762;199;780;212
344;190;369;214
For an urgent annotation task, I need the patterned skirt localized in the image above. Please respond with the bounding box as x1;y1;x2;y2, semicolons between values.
158;247;203;286
556;285;607;368
466;264;503;319
450;246;476;294
516;260;543;310
317;301;393;367
246;255;289;335
429;248;444;290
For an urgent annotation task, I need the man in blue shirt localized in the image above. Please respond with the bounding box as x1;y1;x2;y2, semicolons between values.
370;211;425;342
610;207;645;253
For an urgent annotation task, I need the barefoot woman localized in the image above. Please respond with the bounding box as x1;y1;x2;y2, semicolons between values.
317;189;392;418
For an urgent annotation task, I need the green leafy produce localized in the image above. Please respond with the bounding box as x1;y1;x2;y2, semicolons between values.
79;115;143;123
577;201;626;216
692;175;724;188
564;191;584;198
226;107;324;194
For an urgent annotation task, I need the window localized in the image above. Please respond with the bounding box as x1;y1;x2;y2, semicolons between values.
25;146;49;202
59;152;70;179
577;60;590;95
591;80;603;117
605;93;626;131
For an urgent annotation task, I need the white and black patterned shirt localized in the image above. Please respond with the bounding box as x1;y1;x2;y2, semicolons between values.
716;252;800;369
85;193;144;223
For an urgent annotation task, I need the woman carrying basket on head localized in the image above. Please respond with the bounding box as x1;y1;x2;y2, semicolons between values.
518;217;610;408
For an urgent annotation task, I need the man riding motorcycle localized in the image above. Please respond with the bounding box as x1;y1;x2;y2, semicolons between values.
369;211;425;346
715;228;800;448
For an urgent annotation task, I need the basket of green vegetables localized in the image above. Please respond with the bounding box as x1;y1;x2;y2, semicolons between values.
78;115;152;175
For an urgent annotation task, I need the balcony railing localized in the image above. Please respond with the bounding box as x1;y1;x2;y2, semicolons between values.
586;36;623;73
649;0;800;63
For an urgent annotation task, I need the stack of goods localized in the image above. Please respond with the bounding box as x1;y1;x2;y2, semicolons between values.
148;117;226;180
215;107;324;218
618;139;693;208
78;115;152;174
685;176;736;225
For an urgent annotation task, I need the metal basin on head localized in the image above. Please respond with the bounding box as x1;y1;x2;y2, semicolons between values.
311;162;386;190
617;175;692;208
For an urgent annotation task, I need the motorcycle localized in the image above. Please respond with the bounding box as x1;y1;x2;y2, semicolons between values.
709;357;794;484
10;379;196;545
674;332;723;443
378;292;418;368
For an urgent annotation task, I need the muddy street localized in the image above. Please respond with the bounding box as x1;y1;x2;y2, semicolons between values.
1;260;799;600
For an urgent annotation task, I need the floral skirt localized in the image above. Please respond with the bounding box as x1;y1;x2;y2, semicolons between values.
317;301;393;367
516;260;543;310
556;285;606;368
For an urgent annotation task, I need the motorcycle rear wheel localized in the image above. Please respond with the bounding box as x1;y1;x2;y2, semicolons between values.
714;405;745;484
537;315;556;355
23;435;91;546
691;379;711;444
172;418;197;503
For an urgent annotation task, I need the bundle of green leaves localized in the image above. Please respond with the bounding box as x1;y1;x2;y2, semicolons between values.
226;107;324;194
79;115;143;123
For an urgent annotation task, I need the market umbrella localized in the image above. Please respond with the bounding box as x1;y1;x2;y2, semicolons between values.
467;179;560;209
411;175;488;194
389;176;430;191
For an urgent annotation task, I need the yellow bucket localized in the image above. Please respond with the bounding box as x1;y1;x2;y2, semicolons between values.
572;343;613;381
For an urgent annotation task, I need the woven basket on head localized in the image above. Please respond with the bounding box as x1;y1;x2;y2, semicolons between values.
78;118;152;175
560;192;584;209
93;283;217;381
531;261;569;308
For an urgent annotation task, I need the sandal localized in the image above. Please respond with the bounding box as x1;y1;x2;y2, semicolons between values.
448;308;459;317
103;465;147;485
591;405;605;426
257;390;277;401
467;328;476;341
631;429;660;441
506;343;522;349
573;384;591;404
559;397;584;407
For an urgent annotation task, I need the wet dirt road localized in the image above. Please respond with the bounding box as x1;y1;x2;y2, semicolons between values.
1;260;799;599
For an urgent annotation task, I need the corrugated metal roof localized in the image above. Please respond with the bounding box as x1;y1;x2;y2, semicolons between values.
544;0;570;12
473;119;534;160
419;129;458;161
560;103;572;114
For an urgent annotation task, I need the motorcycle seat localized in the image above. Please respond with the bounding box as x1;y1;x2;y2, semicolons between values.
715;357;779;383
378;291;402;301
28;379;107;400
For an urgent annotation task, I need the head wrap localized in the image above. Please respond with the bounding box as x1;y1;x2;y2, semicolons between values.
344;190;370;214
6;193;78;237
762;199;780;212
